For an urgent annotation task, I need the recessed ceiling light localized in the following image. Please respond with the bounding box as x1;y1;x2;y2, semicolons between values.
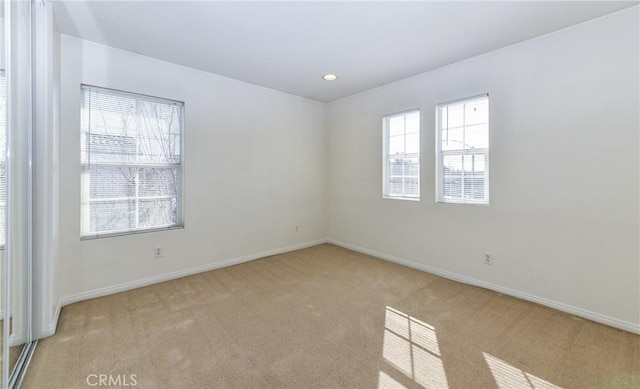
323;74;338;81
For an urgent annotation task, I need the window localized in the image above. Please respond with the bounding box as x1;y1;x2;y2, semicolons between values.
383;109;420;200
436;94;489;204
81;85;184;239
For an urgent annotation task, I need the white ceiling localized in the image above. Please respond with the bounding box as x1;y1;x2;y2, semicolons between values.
53;1;637;102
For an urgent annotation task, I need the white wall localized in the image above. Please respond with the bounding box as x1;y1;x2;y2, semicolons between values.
55;7;638;335
327;8;639;330
59;36;327;300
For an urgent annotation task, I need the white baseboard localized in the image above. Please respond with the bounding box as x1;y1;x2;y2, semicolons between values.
9;333;26;347
59;238;327;308
41;300;62;338
327;238;640;335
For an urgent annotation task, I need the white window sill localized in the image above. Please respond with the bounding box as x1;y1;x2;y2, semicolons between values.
436;198;489;206
383;196;420;202
81;224;184;240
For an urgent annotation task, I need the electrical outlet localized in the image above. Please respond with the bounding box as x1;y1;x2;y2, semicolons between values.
154;247;163;258
483;252;493;265
295;225;299;233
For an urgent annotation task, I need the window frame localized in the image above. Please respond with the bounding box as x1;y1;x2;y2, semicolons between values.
80;84;185;240
435;94;489;205
382;108;421;201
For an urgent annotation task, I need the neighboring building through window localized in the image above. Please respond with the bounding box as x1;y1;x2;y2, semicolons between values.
436;94;489;204
81;85;184;238
383;109;420;200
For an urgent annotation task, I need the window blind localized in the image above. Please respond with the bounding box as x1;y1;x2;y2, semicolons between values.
383;109;420;200
436;94;489;204
81;85;184;239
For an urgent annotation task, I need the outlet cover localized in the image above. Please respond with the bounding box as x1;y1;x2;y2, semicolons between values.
154;247;163;258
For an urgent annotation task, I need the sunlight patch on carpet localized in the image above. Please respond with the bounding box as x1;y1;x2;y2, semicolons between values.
484;352;561;389
381;306;448;388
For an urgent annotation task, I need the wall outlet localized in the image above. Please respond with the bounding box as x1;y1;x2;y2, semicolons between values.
295;225;299;233
483;252;493;265
154;247;163;258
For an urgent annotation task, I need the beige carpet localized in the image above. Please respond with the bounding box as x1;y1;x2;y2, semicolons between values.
23;244;640;388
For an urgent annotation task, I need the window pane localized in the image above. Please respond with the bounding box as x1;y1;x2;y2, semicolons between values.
389;178;403;196
442;127;465;151
84;132;137;164
465;176;485;200
446;104;464;128
464;154;485;200
405;158;419;177
404;177;419;196
443;171;462;199
438;95;489;204
90;199;136;233
383;109;420;199
465;98;488;125
139;198;177;228
405;111;420;134
82;91;138;164
462;153;485;173
389;135;405;155
443;154;463;198
81;86;184;237
89;166;136;199
439;106;447;129
465;124;488;149
389;115;405;136
138;101;182;164
139;167;178;197
389;159;404;176
405;133;419;154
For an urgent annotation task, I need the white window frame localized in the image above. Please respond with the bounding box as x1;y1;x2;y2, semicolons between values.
80;85;185;239
435;94;489;205
382;108;420;201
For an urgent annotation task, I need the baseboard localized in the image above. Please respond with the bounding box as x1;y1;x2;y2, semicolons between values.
41;300;62;338
327;238;640;335
9;332;27;347
60;238;328;308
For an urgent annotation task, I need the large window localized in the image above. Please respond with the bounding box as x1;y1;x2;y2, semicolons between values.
436;94;489;204
383;109;420;200
81;85;184;239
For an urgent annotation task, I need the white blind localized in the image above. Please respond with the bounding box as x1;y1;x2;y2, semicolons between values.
437;94;489;204
383;109;420;199
81;85;184;238
0;72;6;246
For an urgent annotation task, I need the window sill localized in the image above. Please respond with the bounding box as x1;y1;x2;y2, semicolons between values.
436;199;489;206
81;224;184;241
383;196;420;202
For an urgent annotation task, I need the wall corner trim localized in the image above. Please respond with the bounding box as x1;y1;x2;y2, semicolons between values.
57;238;328;312
40;300;63;339
326;238;640;335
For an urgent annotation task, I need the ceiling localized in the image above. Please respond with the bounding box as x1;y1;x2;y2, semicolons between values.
52;1;638;102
